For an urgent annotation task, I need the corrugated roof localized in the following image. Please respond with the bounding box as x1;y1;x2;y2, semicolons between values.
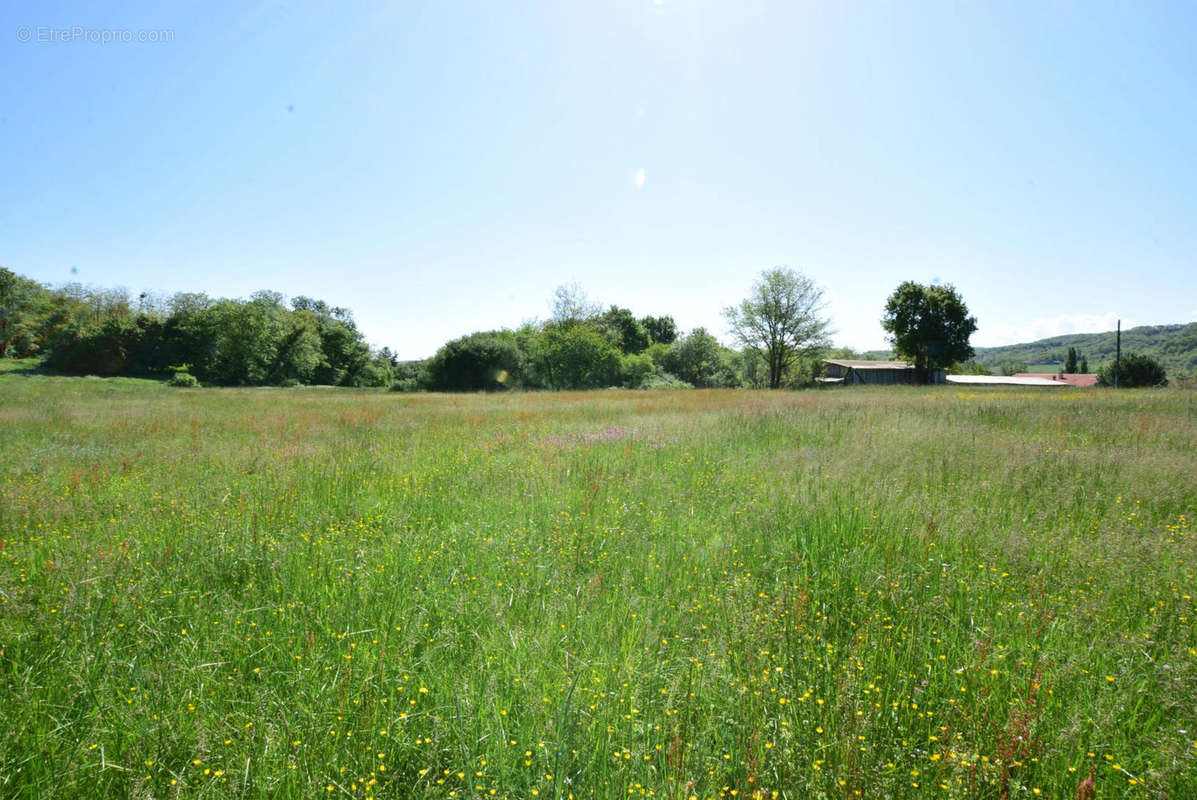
824;359;915;369
947;375;1065;386
1013;373;1098;387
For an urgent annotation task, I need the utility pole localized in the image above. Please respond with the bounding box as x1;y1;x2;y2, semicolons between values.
1114;319;1121;388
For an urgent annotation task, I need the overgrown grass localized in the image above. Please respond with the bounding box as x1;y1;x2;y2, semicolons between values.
1;374;1194;799
0;357;44;376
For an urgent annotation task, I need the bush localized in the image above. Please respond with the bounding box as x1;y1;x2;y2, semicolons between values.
954;359;993;376
168;371;200;388
426;331;526;391
639;372;693;390
644;342;672;368
46;315;162;376
1097;352;1167;387
660;329;723;387
390;377;422;392
531;324;623;390
620;353;656;388
349;356;396;388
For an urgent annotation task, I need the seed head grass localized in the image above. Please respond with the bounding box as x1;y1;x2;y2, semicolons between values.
0;376;1194;798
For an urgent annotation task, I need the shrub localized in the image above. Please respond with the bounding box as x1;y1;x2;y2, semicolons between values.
954;359;993;375
390;377;422;392
530;324;623;390
426;331;526;391
348;356;396;388
660;329;723;387
620;353;656;388
639;372;692;390
168;371;200;388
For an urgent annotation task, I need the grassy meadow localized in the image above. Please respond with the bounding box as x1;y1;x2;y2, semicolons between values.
1;374;1194;799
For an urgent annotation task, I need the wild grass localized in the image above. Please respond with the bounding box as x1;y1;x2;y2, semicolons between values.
0;374;1194;799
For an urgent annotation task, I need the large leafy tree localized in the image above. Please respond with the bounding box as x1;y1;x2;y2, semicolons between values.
881;281;977;383
46;314;165;375
1096;352;1167;387
187;293;288;385
271;310;326;384
641;315;678;345
662;327;730;388
723;267;832;389
0;268;44;357
2;269;127;361
531;323;623;390
292;297;371;385
597;306;651;354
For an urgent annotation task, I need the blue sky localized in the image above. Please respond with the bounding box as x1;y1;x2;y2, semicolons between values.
3;1;1195;358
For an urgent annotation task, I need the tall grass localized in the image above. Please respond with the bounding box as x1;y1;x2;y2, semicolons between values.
1;375;1194;798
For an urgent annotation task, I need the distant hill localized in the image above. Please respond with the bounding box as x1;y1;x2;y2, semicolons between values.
861;322;1197;379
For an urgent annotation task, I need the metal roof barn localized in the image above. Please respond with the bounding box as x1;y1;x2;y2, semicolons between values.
821;359;945;385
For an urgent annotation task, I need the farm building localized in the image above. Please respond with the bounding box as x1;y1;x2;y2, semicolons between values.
946;374;1068;386
1013;372;1098;387
821;359;945;385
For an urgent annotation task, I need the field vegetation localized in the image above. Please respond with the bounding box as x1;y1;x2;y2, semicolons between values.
1;375;1194;798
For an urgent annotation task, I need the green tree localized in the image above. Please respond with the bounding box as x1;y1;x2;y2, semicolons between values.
377;347;399;367
1065;346;1078;374
1096;352;1167;387
619;352;656;388
714;349;745;388
1079;355;1088;373
641;315;678;345
597;306;651;354
531;323;622;389
881;281;977;383
661;327;724;388
158;293;215;373
292;298;371;385
390;359;429;392
0;268;53;357
46;313;162;375
736;348;764;388
350;351;398;388
723;267;832;389
271;310;325;384
24;280;137;368
185;293;287;385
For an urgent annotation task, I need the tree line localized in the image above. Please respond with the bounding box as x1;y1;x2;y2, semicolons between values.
0;268;827;390
415;284;749;391
1;266;1167;389
0;268;393;386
